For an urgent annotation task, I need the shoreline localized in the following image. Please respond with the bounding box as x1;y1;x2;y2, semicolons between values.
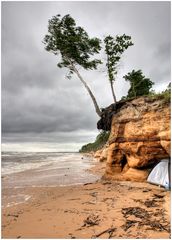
2;159;170;239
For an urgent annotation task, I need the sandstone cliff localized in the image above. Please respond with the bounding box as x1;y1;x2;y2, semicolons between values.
95;97;170;182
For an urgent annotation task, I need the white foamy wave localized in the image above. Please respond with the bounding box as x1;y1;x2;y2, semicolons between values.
1;152;91;176
1;161;53;176
2;152;99;189
2;194;31;208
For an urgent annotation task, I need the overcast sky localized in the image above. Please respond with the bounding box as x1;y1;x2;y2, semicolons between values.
2;1;171;152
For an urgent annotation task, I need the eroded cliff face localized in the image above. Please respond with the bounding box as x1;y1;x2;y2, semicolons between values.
96;97;170;182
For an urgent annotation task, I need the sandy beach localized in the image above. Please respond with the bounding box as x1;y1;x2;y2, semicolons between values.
2;1;171;239
2;161;170;239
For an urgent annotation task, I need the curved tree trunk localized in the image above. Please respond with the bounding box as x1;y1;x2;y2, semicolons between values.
110;81;117;104
71;64;102;117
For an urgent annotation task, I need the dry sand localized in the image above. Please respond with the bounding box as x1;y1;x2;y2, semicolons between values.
2;162;170;239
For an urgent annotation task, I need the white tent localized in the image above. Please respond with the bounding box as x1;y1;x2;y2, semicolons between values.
147;159;170;188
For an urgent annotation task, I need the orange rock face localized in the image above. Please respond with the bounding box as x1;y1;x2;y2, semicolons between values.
104;97;170;182
94;146;109;162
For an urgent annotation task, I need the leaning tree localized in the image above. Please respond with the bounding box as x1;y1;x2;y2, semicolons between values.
104;34;133;104
43;14;102;117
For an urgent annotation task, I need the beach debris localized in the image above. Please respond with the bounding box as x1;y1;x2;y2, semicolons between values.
122;207;150;219
102;181;112;185
153;193;164;198
127;187;133;190
84;182;94;186
93;226;116;238
82;200;96;205
84;187;98;191
142;189;151;193
133;194;164;208
89;192;98;197
82;214;100;227
143;199;159;208
68;233;76;238
102;197;114;202
153;208;165;217
122;220;139;231
7;214;19;218
68;198;81;201
140;220;170;232
133;199;143;204
133;198;158;208
121;206;170;233
64;209;79;214
17;236;21;238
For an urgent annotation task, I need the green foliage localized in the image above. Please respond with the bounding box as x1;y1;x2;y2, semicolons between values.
148;83;171;103
124;70;154;98
79;131;110;153
104;34;133;103
43;14;102;72
104;34;133;83
43;14;103;117
121;82;171;104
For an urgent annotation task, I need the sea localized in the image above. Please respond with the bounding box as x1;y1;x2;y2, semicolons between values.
2;152;99;208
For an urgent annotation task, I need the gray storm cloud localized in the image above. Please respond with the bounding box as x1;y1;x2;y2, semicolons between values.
2;1;171;150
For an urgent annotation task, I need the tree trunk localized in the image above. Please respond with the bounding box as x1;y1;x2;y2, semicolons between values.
133;79;146;97
71;64;102;117
132;83;136;97
110;81;117;104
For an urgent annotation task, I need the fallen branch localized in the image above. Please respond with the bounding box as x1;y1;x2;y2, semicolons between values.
84;182;94;186
82;214;100;227
94;227;116;238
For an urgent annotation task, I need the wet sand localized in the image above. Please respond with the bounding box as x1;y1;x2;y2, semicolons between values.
2;162;170;239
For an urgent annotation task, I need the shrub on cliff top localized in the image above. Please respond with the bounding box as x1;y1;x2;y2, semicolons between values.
124;70;154;98
148;83;171;103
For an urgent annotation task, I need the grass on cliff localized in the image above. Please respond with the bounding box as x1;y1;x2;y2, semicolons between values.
79;131;110;153
121;83;171;104
148;87;171;104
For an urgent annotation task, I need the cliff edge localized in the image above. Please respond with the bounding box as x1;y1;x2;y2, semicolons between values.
96;96;170;182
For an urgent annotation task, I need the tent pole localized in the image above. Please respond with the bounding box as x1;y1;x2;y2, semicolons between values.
168;158;171;190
